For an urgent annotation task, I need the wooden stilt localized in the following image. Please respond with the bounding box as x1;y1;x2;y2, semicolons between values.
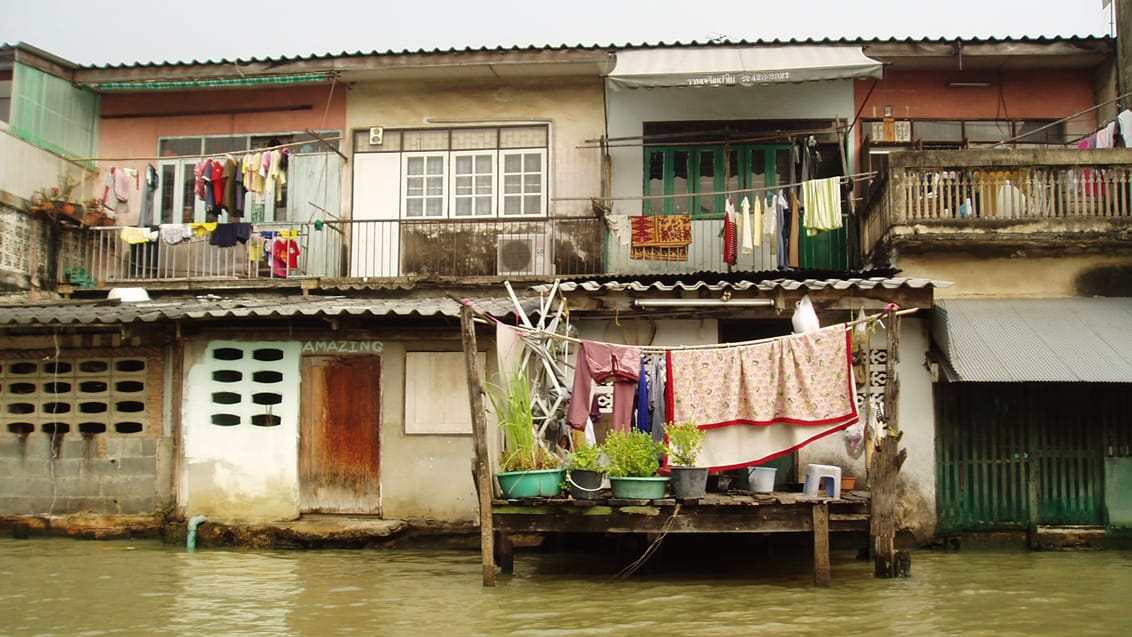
461;304;496;586
813;502;831;588
870;308;909;578
495;531;514;574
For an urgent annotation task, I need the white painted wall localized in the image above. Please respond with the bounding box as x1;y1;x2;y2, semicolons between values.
0;129;92;202
605;80;857;217
180;339;302;522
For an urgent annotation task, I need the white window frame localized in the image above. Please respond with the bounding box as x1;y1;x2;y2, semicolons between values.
499;149;547;217
155;158;206;224
449;151;497;218
401;152;448;218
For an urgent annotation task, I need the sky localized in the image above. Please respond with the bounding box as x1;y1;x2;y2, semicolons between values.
0;0;1115;66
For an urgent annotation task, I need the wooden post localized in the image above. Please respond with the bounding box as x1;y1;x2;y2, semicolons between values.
460;303;496;586
495;531;514;574
812;502;831;587
870;308;909;578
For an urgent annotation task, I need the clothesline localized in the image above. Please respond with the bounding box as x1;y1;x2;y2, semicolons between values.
552;171;877;204
70;135;345;163
466;297;915;353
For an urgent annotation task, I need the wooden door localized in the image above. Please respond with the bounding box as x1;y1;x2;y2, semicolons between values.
299;355;382;513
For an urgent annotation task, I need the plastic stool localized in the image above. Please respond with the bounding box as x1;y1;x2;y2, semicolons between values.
803;464;842;499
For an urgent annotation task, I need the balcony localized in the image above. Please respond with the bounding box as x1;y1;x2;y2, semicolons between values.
860;148;1132;266
55;206;818;288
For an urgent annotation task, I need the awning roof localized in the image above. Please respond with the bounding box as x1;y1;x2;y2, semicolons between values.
0;295;538;327
607;45;884;89
932;298;1132;383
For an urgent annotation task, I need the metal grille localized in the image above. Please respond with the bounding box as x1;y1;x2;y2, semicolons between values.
936;383;1116;532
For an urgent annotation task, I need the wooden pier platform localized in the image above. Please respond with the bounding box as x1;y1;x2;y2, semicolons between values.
489;490;870;587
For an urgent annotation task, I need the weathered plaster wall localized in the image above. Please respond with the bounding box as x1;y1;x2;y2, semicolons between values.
798;318;937;540
898;253;1132;299
346;77;606;219
377;338;481;522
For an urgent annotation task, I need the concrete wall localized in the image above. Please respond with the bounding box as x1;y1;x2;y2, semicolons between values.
0;128;95;202
0;336;166;517
346;77;606;219
899;253;1132;300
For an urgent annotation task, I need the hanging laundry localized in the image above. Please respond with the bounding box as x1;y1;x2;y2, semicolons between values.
159;224;194;245
802;176;842;236
566;341;641;433
119;226;157;244
1118;110;1132;148
665;325;858;470
739;196;754;254
636;355;651;434
773;190;789;269
208;222;253;248
188;222;217;238
723;199;738;265
788;192;802;268
140;164;158;227
272;237;301;277
210;159;226;213
630;215;692;261
645;353;668;445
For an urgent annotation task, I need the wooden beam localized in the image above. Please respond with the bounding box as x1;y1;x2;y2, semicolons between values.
813;502;831;588
461;303;496;586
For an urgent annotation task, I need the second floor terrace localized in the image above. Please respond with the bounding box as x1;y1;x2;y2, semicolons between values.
860;148;1132;267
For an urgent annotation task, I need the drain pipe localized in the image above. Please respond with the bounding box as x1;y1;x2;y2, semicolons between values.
186;514;208;552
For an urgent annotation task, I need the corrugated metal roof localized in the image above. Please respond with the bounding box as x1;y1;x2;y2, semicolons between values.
67;35;1111;70
533;275;951;295
932;298;1132;383
0;295;535;327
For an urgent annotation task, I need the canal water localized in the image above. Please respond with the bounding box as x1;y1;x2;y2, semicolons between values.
1;537;1129;636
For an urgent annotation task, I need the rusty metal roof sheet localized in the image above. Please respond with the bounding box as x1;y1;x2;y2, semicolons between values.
0;295;534;327
932;298;1132;382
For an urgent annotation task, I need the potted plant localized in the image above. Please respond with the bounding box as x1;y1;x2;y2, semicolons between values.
602;429;669;500
665;420;709;499
487;372;563;498
565;442;606;500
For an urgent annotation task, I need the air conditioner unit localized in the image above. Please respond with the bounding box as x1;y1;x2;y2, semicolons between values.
496;233;554;276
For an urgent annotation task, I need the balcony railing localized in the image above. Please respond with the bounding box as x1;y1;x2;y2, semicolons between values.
861;148;1132;263
55;209;802;286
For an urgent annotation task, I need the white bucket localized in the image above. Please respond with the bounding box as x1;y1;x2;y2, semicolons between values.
748;466;777;492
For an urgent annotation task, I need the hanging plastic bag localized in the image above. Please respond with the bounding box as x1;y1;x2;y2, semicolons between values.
791;294;820;334
843;420;865;459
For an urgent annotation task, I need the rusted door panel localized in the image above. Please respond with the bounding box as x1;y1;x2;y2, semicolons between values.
300;356;381;513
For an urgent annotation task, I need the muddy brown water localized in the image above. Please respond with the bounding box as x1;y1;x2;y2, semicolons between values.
1;537;1129;636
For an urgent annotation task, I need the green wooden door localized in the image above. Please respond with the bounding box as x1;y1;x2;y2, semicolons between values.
936;383;1105;532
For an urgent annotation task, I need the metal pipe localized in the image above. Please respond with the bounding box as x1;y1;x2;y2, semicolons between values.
634;299;774;308
186;514;208;552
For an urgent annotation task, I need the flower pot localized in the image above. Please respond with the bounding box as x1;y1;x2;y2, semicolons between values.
609;476;669;500
842;476;858;491
496;469;564;499
567;468;605;500
669;466;709;499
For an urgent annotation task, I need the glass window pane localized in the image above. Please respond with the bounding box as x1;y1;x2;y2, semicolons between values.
913;120;963;142
406;199;423;217
475;197;492;215
407;157;424;176
523;174;540;192
647;151;665;214
159;138;201;157
524;195;541;213
406;178;423;197
426;156;445;173
454;198;471;215
965;121;1011;142
504;174;521;194
475;175;492;194
504;154;522;173
523;153;540;172
454;176;472;195
426;176;443;195
425;199;443;216
474;155;492;171
504;195;520;215
672;150;690;214
454;155;472;174
160;165;176;224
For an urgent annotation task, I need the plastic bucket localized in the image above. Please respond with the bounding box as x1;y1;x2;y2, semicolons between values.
748;466;777;493
567;469;605;500
669;466;709;499
496;469;565;498
609;476;670;500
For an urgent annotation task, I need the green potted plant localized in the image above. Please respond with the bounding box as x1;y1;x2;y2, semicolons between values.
601;429;669;500
487;372;563;498
665;420;709;499
565;442;606;500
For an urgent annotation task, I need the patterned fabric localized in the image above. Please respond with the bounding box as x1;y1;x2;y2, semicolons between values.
630;214;692;261
665;324;858;470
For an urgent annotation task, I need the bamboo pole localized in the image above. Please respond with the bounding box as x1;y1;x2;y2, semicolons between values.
460;302;496;586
